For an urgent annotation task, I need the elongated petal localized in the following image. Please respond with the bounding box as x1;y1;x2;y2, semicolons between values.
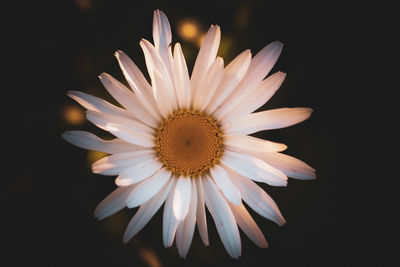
203;175;241;259
223;41;283;107
99;73;158;127
210;165;241;205
152;9;174;79
140;39;177;117
206;49;251;114
115;50;161;120
228;168;286;226
115;158;163;186
195;177;209;246
126;168;172;208
217;71;286;124
229;203;268;248
62;131;140;154
86;110;154;135
224;108;313;135
221;151;287;186
92;150;155;175
191;25;221;100
163;178;179;247
176;178;197;258
94;185;136;220
123;179;173;243
193;57;224;111
246;151;316;180
68;90;132;119
173;43;191;109
173;176;192;221
224;134;287;154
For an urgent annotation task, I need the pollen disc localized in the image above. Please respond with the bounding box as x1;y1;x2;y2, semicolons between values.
155;110;223;177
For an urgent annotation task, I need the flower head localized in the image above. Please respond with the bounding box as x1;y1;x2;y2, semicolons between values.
63;10;315;258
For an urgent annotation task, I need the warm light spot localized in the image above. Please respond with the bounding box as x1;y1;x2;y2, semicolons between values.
139;248;161;267
178;19;201;42
74;0;91;10
155;110;224;177
87;150;108;165
62;104;85;125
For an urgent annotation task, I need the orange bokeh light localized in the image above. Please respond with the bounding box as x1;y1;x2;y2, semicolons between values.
62;104;85;125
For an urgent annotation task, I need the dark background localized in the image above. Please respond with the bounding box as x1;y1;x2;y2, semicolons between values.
4;0;396;266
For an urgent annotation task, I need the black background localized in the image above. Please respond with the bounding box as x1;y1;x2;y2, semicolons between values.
4;0;396;266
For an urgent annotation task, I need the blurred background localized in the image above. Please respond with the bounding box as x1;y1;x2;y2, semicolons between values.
4;0;395;266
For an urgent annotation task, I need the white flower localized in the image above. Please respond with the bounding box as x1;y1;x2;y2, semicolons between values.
62;10;315;259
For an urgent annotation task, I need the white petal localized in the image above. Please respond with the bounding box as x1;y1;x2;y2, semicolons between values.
228;168;286;226
191;25;221;101
195;177;209;246
220;151;287;186
140;39;177;117
217;71;286;124
62;131;140;154
176;178;197;258
125;167;172;208
123;178;173;243
223;108;313;135
224;134;287;154
68;90;132;119
224;41;283;107
115;158;163;186
248;151;316;180
203;175;241;259
94;185;136;220
86;110;154;135
92;150;155;175
205;49;251;114
173;43;191;109
115;50;161;120
229;203;268;248
98;73;158;127
172;176;192;221
193;57;224;111
210;165;241;205
152;10;174;79
163;178;179;247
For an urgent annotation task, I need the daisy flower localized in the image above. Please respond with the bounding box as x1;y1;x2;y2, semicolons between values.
63;10;315;258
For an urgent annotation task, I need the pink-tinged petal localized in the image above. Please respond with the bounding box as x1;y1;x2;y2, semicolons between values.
203;175;241;259
92;150;155;175
195;177;209;246
218;71;286;124
62;131;140;154
123;179;173;243
176;178;198;258
125;168;172;208
191;25;221;100
210;165;241;205
227;168;286;226
223;108;313;135
172;176;192;221
68;90;132;119
221;151;287;187
162;177;179;247
115;158;163;186
247;151;316;180
98;73;158;127
224;134;287;154
193;57;224;112
94;185;136;220
206;49;251;114
114;50;161;120
173;43;191;109
229;202;268;248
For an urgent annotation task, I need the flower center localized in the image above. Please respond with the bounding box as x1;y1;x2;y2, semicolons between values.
155;110;223;177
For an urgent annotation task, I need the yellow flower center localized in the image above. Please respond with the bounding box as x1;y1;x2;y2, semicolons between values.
155;110;224;177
